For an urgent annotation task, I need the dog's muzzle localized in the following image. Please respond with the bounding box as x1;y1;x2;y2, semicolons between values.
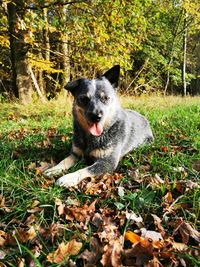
88;112;103;123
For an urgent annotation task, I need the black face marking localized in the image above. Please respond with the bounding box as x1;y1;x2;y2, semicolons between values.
77;95;90;107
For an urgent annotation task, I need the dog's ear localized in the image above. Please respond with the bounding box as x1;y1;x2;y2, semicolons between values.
64;79;82;96
103;65;120;88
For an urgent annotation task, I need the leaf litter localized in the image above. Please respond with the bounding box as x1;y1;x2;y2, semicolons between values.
1;123;200;266
1;168;200;266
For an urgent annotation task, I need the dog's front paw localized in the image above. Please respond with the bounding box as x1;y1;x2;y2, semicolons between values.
55;173;79;187
43;166;64;177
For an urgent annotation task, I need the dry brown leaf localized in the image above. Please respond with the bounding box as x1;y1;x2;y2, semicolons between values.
92;213;103;228
146;174;165;188
0;249;6;260
80;237;103;266
27;162;36;170
172;241;188;251
46;239;82;264
145;256;163;267
66;200;96;223
141;228;163;242
24;214;36;227
0;195;11;213
82;173;121;195
192;160;200;172
124;240;154;266
0;231;7;246
35;161;54;175
99;219;119;242
38;223;63;243
3;227;37;245
55;198;65;216
126;211;143;224
162;191;173;206
160;146;168;153
30;200;40;208
173;219;200;244
27;226;37;241
151;214;165;238
176;180;200;193
101;238;123;267
17;257;25;267
27;207;42;213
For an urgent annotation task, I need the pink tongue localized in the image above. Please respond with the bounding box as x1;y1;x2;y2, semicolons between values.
88;123;103;136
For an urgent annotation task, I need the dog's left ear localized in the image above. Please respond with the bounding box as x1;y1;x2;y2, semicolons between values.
64;78;82;96
103;65;120;88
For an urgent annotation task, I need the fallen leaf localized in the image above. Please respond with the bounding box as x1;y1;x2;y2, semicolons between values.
140;228;163;242
145;256;163;267
0;195;11;213
101;238;123;267
9;227;37;244
0;231;7;246
126;211;143;224
146;174;165;187
80;237;103;266
99;218;119;242
151;214;165;237
66;200;96;223
192;160;200;172
30;200;40;208
27;162;36;170
55;198;65;216
172;241;187;251
162;191;173;206
176;180;200;193
24;214;36;226
17;257;25;267
35;161;54;175
27;226;37;241
47;239;82;263
160;146;168;153
38;223;63;243
92;213;103;228
173;219;200;244
124;230;141;244
0;249;6;260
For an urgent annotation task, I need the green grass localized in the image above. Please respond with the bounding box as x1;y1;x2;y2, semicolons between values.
0;95;199;266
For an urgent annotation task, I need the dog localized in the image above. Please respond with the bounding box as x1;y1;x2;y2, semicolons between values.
44;65;154;187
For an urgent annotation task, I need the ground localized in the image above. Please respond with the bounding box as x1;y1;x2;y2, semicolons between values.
0;95;199;266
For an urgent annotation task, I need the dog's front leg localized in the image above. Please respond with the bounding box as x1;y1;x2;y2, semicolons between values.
44;154;77;177
56;157;119;187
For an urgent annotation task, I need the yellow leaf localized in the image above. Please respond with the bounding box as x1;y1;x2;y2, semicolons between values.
124;230;141;244
47;239;82;263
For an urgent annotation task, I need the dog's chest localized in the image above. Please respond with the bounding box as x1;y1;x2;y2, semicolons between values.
74;120;123;157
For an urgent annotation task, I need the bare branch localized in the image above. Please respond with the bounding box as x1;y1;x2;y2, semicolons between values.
27;1;86;10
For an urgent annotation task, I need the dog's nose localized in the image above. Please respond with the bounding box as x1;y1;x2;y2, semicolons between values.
88;112;102;123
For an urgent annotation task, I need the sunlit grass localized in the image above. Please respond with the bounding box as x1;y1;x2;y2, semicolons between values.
0;95;199;266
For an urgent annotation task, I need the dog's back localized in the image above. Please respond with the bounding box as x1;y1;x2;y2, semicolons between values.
117;108;153;157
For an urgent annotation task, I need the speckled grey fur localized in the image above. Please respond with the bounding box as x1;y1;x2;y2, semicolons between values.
44;65;154;187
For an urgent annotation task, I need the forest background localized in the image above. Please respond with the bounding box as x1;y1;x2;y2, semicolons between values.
0;0;200;104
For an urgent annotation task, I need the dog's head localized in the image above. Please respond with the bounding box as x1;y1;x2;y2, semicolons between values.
65;65;120;136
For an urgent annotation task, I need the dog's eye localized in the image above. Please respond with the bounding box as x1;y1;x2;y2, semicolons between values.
100;95;110;103
78;95;90;106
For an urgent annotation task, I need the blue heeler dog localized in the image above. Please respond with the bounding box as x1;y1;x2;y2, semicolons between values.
44;65;154;187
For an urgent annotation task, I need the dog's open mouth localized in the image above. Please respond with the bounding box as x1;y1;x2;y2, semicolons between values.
88;122;103;136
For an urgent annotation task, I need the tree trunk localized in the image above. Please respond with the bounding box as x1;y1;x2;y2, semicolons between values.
61;6;70;91
7;0;32;104
182;11;188;97
43;8;50;61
